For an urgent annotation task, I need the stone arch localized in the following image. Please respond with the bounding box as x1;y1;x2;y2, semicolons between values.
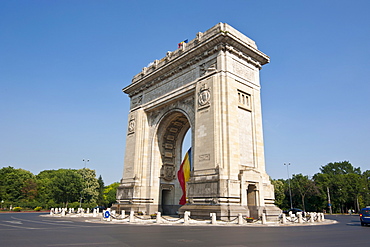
116;23;281;220
153;109;192;214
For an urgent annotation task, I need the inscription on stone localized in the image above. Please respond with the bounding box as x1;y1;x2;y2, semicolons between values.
232;59;253;82
146;69;196;103
199;154;210;162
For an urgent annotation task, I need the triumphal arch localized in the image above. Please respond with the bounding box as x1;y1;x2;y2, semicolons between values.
116;23;281;219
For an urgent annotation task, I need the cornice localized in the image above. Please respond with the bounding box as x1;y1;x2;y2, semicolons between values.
123;23;269;97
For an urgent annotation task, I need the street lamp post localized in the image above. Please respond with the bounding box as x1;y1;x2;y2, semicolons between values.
327;186;333;215
284;163;293;209
79;159;89;208
83;159;89;168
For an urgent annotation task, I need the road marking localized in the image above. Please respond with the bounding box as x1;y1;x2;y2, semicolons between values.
11;216;75;226
46;242;123;246
0;222;40;230
4;220;22;224
42;220;74;223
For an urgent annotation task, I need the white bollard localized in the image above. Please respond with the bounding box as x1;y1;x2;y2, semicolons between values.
310;213;314;223
121;210;125;218
321;213;325;221
156;212;162;224
61;208;66;216
238;213;243;225
184;211;190;225
87;208;90;214
262;213;267;224
210;213;217;224
298;212;303;223
282;213;287;224
129;211;135;222
50;208;54;215
93;208;97;217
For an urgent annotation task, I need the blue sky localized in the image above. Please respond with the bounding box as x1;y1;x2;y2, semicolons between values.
1;0;369;185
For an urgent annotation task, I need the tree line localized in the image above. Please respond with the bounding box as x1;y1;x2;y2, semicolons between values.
1;161;369;213
0;166;119;210
272;161;370;213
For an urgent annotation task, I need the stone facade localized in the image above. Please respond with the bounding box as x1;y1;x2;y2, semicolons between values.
115;23;281;220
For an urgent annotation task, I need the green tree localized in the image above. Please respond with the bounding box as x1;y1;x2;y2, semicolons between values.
77;168;99;205
52;169;83;207
36;169;83;208
319;161;361;175
96;175;105;206
290;174;318;212
0;166;35;204
21;178;38;201
361;170;370;208
104;182;119;207
36;170;59;208
346;173;366;211
271;179;286;209
314;161;365;213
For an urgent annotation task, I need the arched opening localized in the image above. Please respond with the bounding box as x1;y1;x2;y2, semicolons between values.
182;129;191;158
156;110;192;215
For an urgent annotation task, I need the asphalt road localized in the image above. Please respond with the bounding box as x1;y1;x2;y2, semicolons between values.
0;213;368;247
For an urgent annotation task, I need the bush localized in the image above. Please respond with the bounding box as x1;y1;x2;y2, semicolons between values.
13;207;22;212
34;206;42;211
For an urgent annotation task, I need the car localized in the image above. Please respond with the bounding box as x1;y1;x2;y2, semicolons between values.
283;208;305;217
359;207;370;226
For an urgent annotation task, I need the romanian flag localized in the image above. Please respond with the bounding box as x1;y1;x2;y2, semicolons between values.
178;39;188;48
178;148;191;205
